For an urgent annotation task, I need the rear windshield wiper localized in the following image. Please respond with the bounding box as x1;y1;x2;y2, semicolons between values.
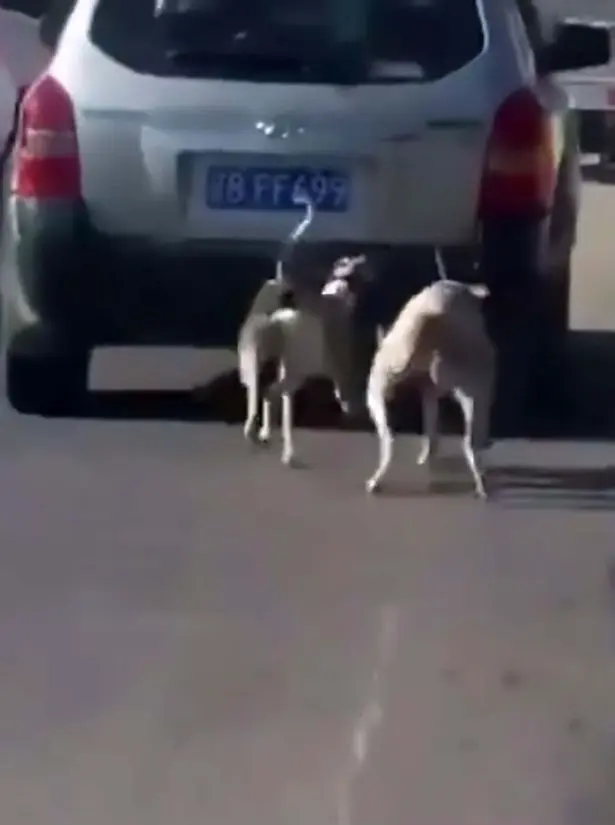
165;46;367;84
165;49;312;75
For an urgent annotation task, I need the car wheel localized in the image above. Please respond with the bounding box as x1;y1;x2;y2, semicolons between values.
529;260;574;429
542;260;571;343
6;347;91;416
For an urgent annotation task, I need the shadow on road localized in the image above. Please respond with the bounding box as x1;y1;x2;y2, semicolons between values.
498;463;615;490
495;463;615;506
79;377;364;429
71;328;615;439
79;389;232;423
371;461;615;507
490;461;615;511
3;326;612;442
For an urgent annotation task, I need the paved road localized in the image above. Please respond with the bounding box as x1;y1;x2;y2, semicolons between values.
571;171;615;330
2;177;615;825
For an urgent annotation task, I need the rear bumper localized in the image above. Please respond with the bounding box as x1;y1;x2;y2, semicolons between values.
6;197;484;348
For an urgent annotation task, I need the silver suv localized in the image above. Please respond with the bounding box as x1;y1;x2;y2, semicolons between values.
1;0;610;416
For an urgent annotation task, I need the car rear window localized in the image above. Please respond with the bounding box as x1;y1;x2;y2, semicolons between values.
90;0;485;83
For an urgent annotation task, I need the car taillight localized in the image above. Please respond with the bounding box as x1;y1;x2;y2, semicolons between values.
11;74;81;199
478;88;555;218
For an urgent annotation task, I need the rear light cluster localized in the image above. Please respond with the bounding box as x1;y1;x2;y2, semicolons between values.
10;76;554;218
11;74;81;199
479;87;556;218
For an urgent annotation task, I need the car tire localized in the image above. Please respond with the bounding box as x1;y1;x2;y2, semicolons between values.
6;347;91;416
542;260;571;340
529;259;574;427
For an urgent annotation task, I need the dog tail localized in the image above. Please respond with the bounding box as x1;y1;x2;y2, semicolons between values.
243;278;288;319
275;190;315;283
434;248;448;281
434;248;490;298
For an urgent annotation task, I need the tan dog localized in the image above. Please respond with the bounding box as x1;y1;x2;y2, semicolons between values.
365;252;495;498
237;191;372;465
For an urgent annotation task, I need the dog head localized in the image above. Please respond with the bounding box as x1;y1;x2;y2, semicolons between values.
321;255;373;308
318;255;375;417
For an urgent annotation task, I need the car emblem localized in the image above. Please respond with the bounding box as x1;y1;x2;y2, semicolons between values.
255;119;306;139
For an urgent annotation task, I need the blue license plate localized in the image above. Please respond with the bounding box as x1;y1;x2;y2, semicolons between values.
205;166;350;212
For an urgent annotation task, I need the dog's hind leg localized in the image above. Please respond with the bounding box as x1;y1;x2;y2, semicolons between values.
239;337;263;443
258;398;273;444
365;375;394;494
243;372;260;444
417;384;440;468
266;366;300;467
256;359;284;445
258;360;285;444
454;388;489;499
280;391;296;466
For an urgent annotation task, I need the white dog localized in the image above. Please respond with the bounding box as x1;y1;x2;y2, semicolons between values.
365;251;495;498
237;193;371;466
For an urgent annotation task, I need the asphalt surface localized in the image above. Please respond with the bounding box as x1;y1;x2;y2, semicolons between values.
2;173;615;824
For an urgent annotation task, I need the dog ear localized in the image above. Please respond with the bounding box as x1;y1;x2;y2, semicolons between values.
321;278;351;298
468;284;489;299
331;254;372;281
331;257;353;278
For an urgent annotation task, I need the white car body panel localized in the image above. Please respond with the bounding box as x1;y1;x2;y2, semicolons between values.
47;0;546;247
